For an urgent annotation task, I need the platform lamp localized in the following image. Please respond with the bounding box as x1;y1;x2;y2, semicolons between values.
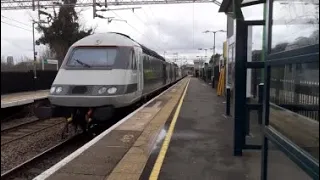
203;30;226;88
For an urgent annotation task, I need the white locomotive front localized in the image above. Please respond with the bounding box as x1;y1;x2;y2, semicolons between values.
45;32;181;133
49;33;142;108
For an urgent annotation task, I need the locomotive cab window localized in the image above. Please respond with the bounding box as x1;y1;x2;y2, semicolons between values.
67;47;118;68
131;51;137;70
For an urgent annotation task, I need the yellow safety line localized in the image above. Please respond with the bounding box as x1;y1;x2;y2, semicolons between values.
149;79;190;180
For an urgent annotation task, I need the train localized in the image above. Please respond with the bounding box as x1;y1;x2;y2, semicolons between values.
45;32;186;132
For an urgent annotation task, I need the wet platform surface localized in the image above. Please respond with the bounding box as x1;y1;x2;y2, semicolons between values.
1;90;49;108
146;77;261;180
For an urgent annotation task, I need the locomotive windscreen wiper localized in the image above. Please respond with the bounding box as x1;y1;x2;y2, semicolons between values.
75;59;91;68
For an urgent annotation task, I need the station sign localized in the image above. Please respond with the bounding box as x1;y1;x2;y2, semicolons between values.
43;59;58;64
42;59;59;70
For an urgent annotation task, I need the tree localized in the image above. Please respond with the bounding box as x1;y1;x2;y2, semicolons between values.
36;0;94;64
271;42;289;53
39;46;55;61
209;53;221;65
209;55;214;64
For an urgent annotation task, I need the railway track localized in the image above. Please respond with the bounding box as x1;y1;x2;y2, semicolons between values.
1;134;90;180
1;116;41;133
1;117;65;146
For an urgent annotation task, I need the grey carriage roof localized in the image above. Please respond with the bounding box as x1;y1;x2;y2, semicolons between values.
72;32;166;62
109;32;166;61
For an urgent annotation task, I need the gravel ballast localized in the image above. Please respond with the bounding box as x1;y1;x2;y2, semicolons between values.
1;118;77;174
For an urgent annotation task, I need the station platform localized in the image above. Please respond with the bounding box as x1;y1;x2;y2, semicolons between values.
34;77;262;180
1;90;49;108
34;77;313;180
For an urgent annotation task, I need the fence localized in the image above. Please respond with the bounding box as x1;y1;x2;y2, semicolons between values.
1;71;57;95
268;64;319;121
270;79;319;121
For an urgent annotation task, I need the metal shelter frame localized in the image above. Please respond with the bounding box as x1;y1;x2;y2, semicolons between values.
261;0;319;179
219;0;266;157
219;0;319;179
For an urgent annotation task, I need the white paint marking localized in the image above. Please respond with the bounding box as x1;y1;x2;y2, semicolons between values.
33;80;184;180
120;134;134;143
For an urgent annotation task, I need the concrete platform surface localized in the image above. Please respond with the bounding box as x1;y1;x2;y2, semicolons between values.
145;78;311;180
1;90;49;108
34;78;189;180
141;77;260;180
34;77;313;180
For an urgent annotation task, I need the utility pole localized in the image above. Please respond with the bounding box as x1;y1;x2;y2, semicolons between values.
32;21;37;79
213;32;216;55
32;9;52;80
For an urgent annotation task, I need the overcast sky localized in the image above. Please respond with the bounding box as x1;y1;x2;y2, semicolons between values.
1;3;229;64
1;1;318;65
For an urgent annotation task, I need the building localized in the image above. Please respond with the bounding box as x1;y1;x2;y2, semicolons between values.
193;59;205;77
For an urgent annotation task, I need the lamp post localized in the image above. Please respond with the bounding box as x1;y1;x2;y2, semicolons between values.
198;48;208;80
173;52;178;63
203;30;226;56
198;48;208;60
203;30;226;88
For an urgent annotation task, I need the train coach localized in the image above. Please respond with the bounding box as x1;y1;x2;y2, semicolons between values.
45;32;183;132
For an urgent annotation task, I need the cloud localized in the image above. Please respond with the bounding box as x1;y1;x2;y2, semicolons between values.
1;3;226;64
3;2;316;65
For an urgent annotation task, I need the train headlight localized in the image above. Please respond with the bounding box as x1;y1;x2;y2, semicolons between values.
107;87;117;94
98;87;107;94
50;87;56;94
55;87;63;94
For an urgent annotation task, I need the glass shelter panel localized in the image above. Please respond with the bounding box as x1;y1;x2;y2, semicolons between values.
267;140;313;180
250;26;264;95
271;0;319;54
269;61;319;162
241;4;264;21
246;25;265;147
227;43;235;89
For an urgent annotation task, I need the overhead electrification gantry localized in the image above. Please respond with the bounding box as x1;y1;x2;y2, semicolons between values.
1;0;221;10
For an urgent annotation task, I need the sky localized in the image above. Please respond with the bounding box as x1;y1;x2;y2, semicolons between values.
1;1;318;65
1;3;228;65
